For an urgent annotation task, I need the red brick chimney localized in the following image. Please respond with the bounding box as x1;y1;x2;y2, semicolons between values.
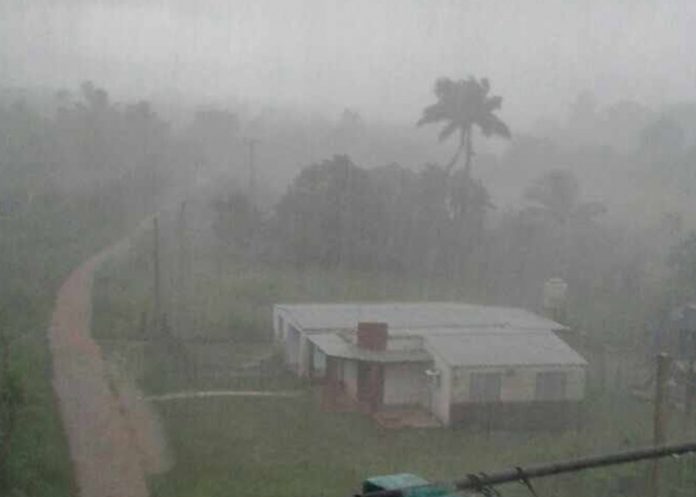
357;322;388;351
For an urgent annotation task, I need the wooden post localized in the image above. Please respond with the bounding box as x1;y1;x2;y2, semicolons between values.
684;335;696;433
598;343;607;393
176;201;190;333
686;358;696;433
246;138;258;207
650;353;672;497
153;216;161;331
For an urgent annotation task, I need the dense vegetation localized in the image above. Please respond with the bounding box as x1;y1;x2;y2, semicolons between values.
0;83;193;495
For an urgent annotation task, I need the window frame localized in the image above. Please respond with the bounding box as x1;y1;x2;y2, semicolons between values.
535;370;567;401
469;371;502;402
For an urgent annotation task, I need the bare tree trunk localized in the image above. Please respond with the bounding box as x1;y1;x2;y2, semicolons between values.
446;127;469;174
446;127;474;175
0;332;20;480
446;144;463;174
464;127;474;178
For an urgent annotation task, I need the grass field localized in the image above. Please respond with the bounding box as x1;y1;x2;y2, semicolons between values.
146;387;690;497
91;228;696;497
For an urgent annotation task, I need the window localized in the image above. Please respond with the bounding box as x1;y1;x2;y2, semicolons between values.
470;372;502;402
535;371;567;401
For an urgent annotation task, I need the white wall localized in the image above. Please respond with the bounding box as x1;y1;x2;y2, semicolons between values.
313;348;327;377
272;307;287;341
451;365;586;403
297;334;311;376
425;346;452;425
285;324;301;368
383;363;428;406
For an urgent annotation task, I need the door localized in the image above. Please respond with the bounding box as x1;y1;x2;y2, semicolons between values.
357;362;384;412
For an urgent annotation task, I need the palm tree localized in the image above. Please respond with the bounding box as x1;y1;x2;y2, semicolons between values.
418;77;511;175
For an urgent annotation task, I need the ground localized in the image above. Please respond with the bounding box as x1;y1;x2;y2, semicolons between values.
88;219;696;497
49;232;168;497
148;385;689;497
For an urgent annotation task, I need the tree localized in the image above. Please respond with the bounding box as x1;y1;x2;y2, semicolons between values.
668;233;696;299
523;169;605;225
502;169;611;308
212;191;263;256
417;76;511;175
640;116;686;160
0;330;24;485
273;155;386;269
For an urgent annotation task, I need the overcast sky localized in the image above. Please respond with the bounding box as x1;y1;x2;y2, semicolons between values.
1;0;694;128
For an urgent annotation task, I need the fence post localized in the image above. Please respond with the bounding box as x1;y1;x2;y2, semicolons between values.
650;353;672;497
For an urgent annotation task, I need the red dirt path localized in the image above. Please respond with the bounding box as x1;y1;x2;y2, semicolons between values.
49;243;165;497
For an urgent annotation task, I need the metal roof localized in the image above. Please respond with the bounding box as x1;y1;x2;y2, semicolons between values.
425;331;587;368
308;333;432;363
276;302;565;332
388;326;550;337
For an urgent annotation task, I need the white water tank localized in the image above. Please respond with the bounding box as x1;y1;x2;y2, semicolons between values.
543;277;568;312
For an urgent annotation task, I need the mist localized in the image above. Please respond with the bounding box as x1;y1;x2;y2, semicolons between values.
4;2;696;497
2;0;695;127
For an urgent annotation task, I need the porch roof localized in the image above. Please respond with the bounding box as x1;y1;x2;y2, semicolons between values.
308;333;431;363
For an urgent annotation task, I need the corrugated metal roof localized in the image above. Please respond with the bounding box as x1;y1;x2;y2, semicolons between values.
308;333;432;363
425;331;587;368
276;302;565;332
388;326;550;337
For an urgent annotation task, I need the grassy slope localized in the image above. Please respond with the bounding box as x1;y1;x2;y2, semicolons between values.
149;393;665;497
0;192;131;496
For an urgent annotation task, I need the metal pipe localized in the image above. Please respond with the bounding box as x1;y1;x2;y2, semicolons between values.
359;441;696;497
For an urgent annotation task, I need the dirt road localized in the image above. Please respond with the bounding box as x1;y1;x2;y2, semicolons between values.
49;240;167;497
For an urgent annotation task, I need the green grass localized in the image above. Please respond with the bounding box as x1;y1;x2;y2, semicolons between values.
91;231;696;497
147;389;686;497
0;188;136;496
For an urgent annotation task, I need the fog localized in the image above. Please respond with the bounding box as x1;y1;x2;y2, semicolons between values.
2;0;695;126
4;2;696;497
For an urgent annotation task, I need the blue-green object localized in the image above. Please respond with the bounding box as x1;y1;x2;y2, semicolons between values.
362;473;456;497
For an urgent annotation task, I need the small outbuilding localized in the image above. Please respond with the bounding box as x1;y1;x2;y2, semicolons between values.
273;302;587;429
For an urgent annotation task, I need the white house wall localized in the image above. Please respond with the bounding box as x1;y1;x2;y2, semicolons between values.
313;348;327;376
273;307;287;341
297;334;312;376
383;363;428;406
451;365;586;403
425;347;452;425
285;324;301;369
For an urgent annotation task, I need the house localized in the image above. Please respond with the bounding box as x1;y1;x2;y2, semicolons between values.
273;302;587;429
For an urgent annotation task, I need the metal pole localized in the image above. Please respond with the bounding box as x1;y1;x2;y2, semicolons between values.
359;441;696;497
152;215;161;331
684;336;696;433
651;353;672;497
247;138;258;207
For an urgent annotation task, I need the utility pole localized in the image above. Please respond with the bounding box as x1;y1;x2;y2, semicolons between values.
152;215;161;333
651;352;672;497
176;201;190;334
245;137;260;262
246;138;259;207
685;335;696;433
